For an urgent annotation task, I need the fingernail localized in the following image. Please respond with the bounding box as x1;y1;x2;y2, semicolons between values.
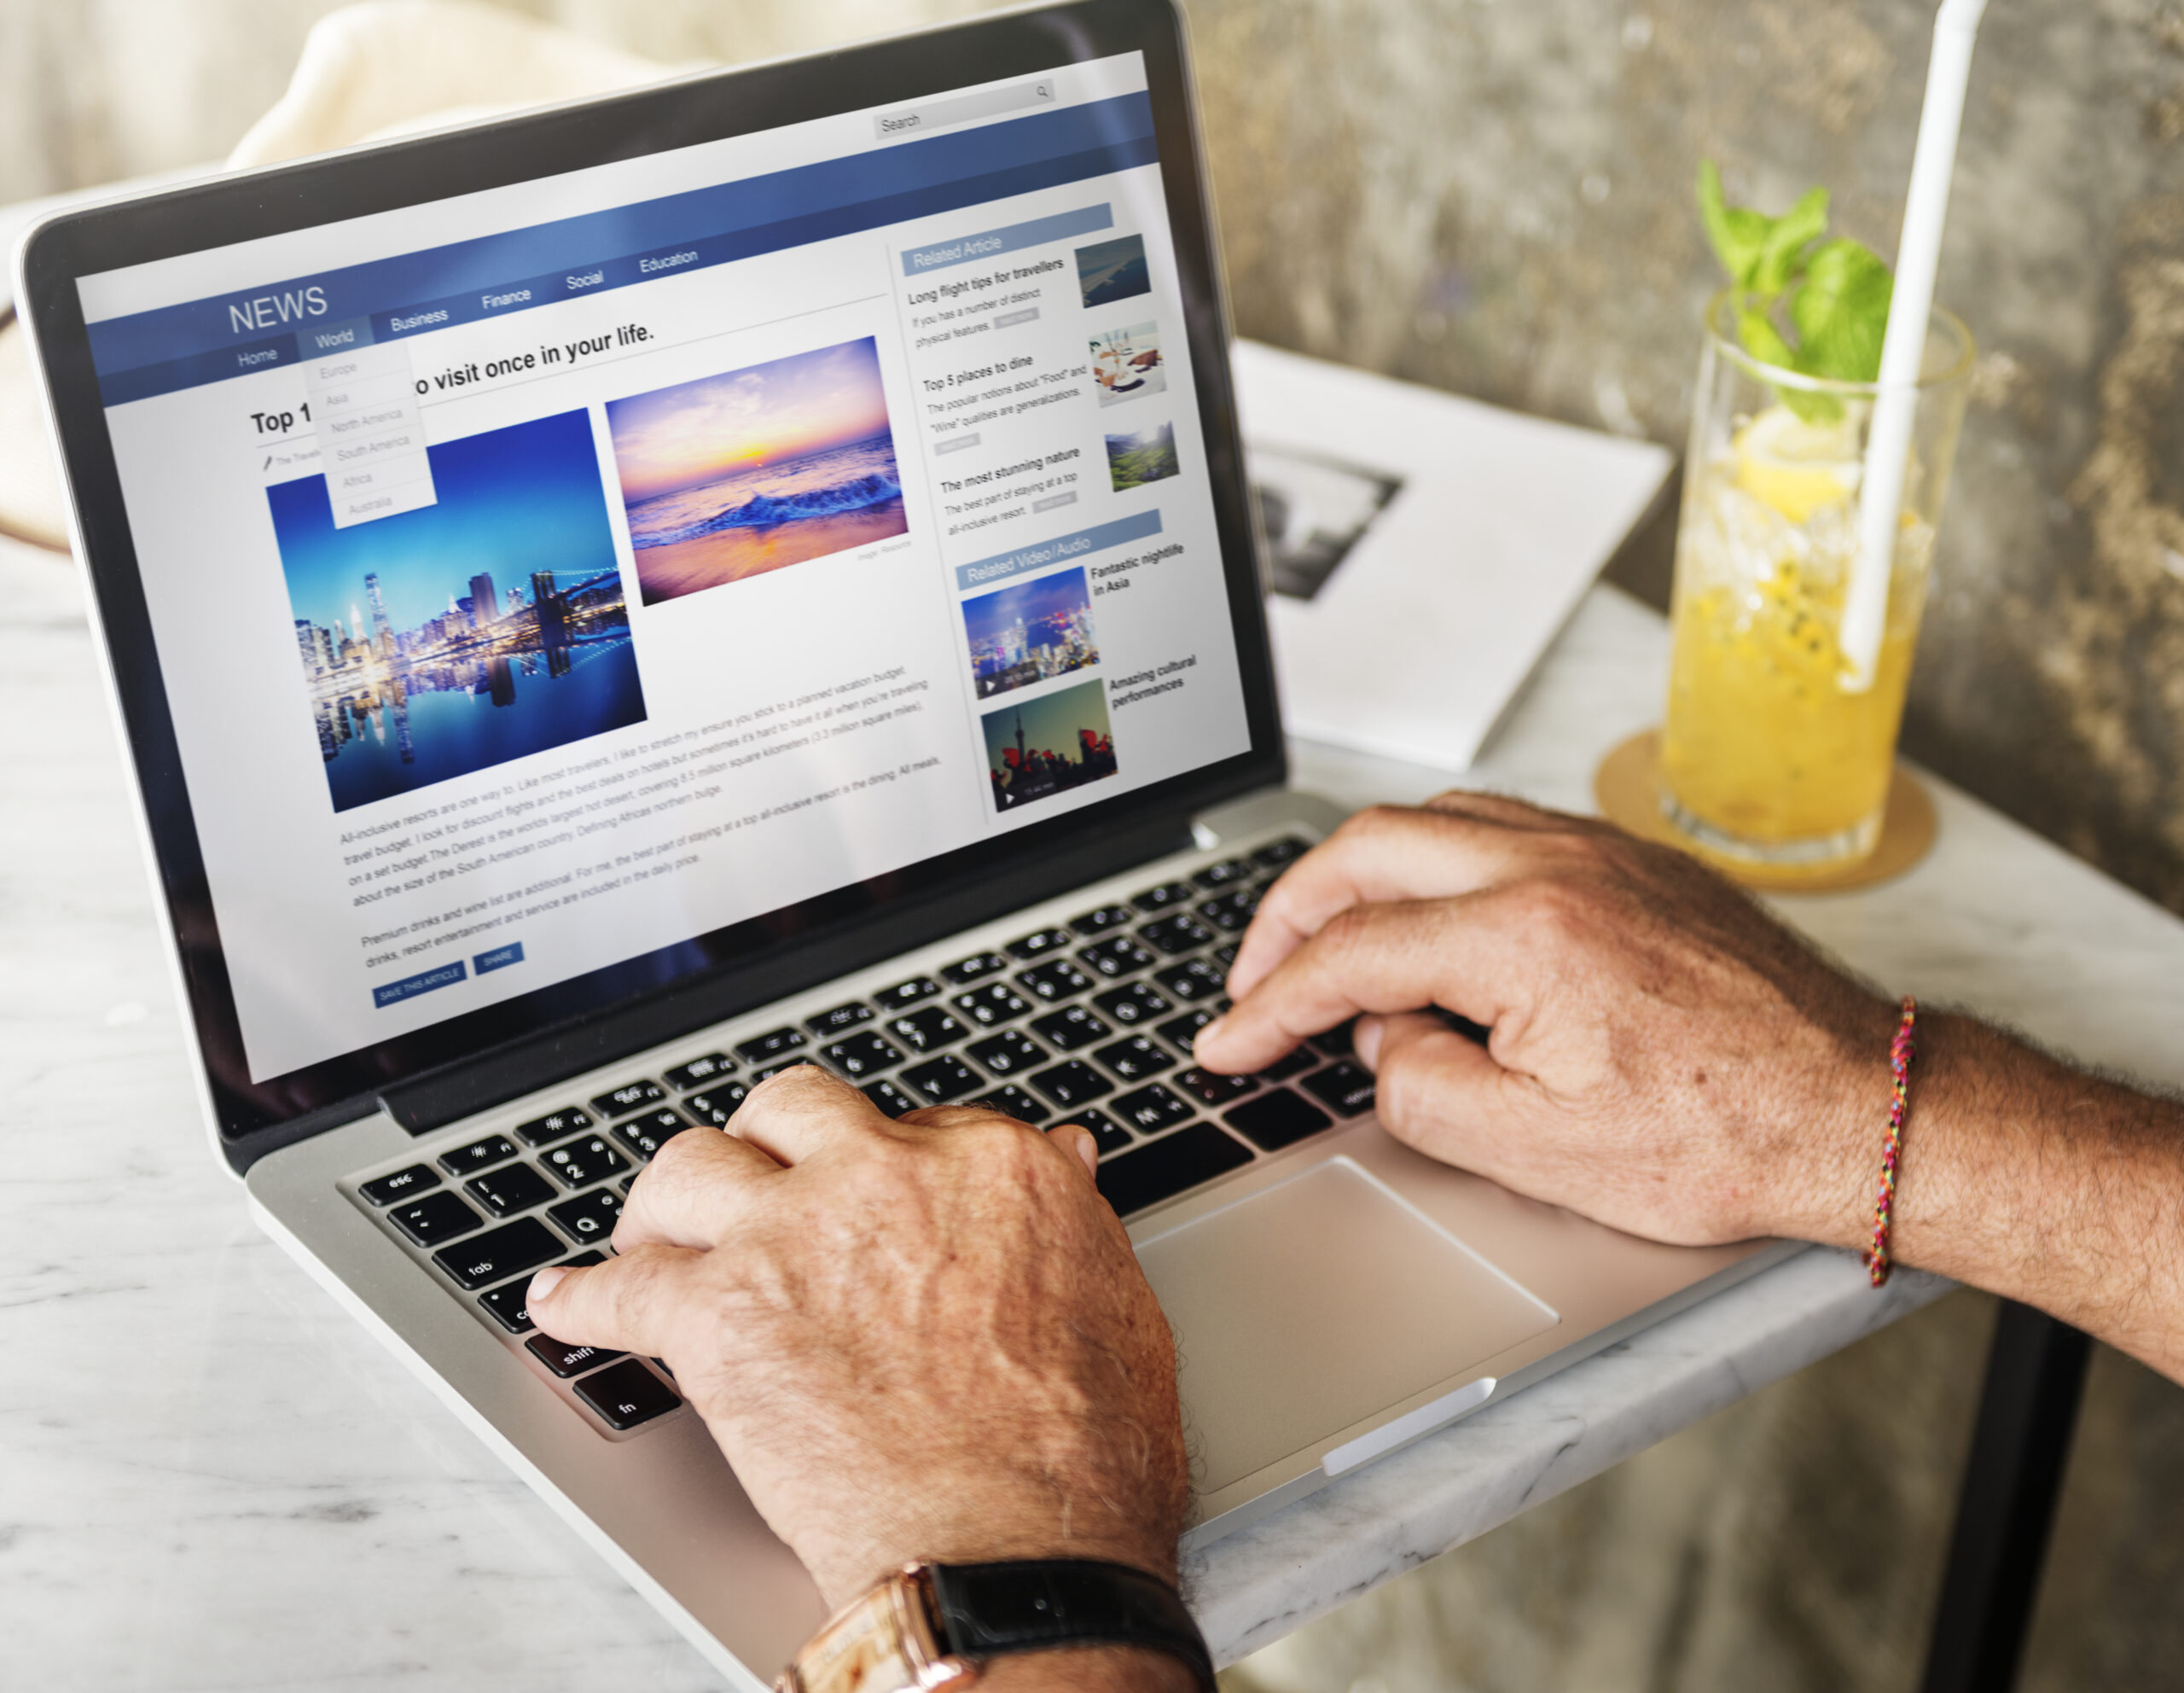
1193;1015;1226;1050
527;1266;568;1301
1353;1016;1383;1070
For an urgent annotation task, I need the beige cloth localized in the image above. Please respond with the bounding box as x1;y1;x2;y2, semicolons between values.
0;2;691;553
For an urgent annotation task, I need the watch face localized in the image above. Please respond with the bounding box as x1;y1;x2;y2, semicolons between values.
781;1566;963;1693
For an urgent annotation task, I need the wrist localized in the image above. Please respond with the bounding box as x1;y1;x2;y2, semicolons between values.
979;1644;1201;1692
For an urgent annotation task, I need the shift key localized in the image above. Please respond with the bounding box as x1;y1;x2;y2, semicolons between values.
433;1217;562;1290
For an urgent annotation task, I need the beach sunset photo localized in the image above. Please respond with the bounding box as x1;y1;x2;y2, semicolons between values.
606;337;909;605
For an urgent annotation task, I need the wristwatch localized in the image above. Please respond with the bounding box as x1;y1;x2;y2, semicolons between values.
775;1559;1216;1692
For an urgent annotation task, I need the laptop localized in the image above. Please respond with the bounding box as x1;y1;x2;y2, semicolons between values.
14;1;1790;1683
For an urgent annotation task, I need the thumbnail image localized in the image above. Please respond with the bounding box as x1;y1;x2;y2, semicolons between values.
983;678;1118;813
607;337;908;607
1104;420;1181;492
1249;443;1403;600
1075;233;1150;309
1091;321;1165;409
964;567;1100;700
273;408;645;815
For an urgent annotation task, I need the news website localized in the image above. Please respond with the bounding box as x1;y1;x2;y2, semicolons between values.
79;51;1252;1084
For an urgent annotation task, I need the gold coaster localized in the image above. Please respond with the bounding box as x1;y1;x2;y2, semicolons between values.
1594;730;1937;894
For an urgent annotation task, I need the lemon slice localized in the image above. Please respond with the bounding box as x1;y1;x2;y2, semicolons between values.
1732;404;1862;524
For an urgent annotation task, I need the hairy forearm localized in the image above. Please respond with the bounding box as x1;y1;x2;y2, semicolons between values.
980;1645;1200;1691
1786;1012;2184;1382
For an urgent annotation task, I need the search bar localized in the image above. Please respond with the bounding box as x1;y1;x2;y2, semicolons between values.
874;79;1057;141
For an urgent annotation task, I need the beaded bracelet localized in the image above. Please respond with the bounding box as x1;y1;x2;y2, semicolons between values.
1863;996;1919;1288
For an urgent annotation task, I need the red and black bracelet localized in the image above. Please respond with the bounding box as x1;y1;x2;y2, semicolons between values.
1863;996;1919;1288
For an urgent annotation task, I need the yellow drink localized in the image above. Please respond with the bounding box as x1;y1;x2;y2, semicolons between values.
1660;409;1932;870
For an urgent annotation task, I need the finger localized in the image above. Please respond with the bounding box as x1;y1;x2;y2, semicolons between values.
1226;806;1546;1001
614;1122;783;1252
526;1242;704;1355
1356;1009;1536;1179
729;1062;894;1166
1047;1121;1100;1181
1198;893;1521;1074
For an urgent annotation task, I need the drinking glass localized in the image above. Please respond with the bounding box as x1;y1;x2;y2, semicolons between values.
1659;290;1973;876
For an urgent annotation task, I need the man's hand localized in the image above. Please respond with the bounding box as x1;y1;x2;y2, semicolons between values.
524;1067;1188;1613
1194;794;1898;1250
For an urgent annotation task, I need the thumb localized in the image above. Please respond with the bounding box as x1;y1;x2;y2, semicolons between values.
1355;1009;1525;1172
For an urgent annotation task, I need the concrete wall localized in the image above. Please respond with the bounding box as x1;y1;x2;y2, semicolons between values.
3;1;2179;1685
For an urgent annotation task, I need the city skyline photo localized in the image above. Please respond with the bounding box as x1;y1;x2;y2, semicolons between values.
961;566;1100;701
272;408;646;814
981;678;1118;813
607;337;909;605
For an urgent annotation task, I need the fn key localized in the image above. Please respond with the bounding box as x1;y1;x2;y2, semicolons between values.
574;1358;682;1430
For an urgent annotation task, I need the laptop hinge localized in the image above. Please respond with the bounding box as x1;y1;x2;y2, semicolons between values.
374;806;1204;1137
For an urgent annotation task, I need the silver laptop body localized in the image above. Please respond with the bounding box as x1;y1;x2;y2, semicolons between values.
17;4;1783;1685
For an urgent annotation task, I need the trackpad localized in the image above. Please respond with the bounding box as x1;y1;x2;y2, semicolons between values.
1136;1159;1557;1494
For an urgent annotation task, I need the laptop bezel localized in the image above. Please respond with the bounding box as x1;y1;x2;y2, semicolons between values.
15;0;1284;1170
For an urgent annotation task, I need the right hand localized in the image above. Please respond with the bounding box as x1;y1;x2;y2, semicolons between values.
1193;794;1900;1251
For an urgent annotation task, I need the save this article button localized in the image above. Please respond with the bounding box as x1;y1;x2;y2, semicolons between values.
371;960;467;1009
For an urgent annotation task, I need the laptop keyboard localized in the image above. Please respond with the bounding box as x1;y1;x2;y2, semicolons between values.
349;832;1375;1437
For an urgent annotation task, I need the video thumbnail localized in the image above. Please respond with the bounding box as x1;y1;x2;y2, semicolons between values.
1104;420;1181;492
963;567;1100;701
273;408;645;815
1075;234;1150;309
1091;321;1165;409
982;679;1118;814
607;337;908;606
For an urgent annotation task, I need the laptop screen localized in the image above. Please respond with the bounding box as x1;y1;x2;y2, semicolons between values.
51;24;1271;1137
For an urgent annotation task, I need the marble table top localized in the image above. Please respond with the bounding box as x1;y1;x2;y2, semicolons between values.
7;528;2184;1690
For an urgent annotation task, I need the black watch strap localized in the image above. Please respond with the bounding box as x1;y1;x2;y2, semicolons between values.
926;1559;1214;1689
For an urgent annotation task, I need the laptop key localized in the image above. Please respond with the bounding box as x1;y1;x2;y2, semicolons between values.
433;1218;561;1289
576;1358;683;1430
1070;905;1133;934
1067;1108;1135;1157
806;1001;874;1035
1096;1122;1253;1218
612;1108;689;1161
1081;936;1155;978
1110;1083;1194;1135
360;1165;438;1206
1006;928;1072;959
822;1031;904;1078
465;1163;555;1217
1254;1047;1319;1084
901;1054;983;1103
1312;1020;1356;1057
1017;958;1094;1002
526;1333;625;1379
549;1189;622;1246
1225;1089;1334;1151
590;1079;665;1118
440;1135;518;1178
748;1059;821;1085
1153;959;1224;1003
1095;1037;1176;1084
892;1006;968;1053
735;1027;807;1063
940;951;1008;985
514;1106;593;1147
477;1278;537;1335
1092;981;1170;1025
1157;1008;1220;1051
954;982;1031;1027
1030;1061;1112;1109
967;1028;1046;1076
1198;889;1258;932
1031;1004;1111;1051
863;1079;921;1119
1140;913;1215;955
389;1190;481;1246
541;1136;630;1190
1211;942;1240;972
874;975;942;1009
1132;881;1193;912
660;1053;734;1091
1173;1068;1257;1107
1302;1062;1377;1117
971;1085;1051;1124
682;1084;748;1126
1193;858;1252;889
1252;836;1310;870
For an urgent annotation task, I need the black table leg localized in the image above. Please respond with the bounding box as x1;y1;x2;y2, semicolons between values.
1919;1300;2092;1693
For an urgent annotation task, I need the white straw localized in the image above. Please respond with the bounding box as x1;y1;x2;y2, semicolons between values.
1841;0;1985;690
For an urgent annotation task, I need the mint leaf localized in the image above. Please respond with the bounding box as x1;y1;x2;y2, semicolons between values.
1751;186;1828;296
1790;237;1893;383
1697;160;1772;288
1738;305;1842;424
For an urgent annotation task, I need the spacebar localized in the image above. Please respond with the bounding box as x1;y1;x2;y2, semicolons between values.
1096;1122;1252;1218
